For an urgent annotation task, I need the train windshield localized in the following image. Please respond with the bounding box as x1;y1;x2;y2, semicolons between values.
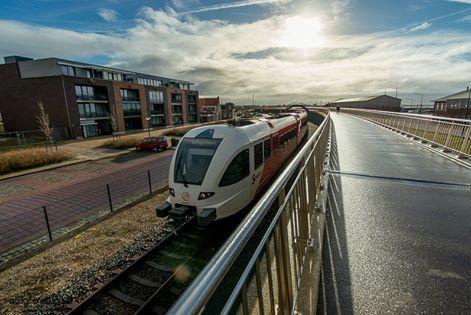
174;138;222;186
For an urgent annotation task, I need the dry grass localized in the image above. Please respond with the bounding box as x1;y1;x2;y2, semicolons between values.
100;136;143;150
163;125;199;137
0;148;74;175
0;192;170;314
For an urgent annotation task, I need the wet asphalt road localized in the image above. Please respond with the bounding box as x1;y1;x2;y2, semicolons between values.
318;113;471;314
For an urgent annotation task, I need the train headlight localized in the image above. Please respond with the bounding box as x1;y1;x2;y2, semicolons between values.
198;192;215;200
169;188;175;197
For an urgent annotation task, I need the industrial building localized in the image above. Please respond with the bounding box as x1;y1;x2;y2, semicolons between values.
433;88;470;119
0;56;199;138
327;95;401;111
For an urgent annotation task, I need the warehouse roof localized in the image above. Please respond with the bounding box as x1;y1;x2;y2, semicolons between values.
330;94;400;103
433;89;470;102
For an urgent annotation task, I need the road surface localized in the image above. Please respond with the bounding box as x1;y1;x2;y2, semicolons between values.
318;113;471;314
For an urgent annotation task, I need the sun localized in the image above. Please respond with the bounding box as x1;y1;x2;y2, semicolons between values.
279;16;325;49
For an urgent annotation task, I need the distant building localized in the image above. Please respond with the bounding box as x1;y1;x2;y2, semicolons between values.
433;88;470;119
0;55;199;138
200;97;221;122
221;102;235;120
327;95;401;111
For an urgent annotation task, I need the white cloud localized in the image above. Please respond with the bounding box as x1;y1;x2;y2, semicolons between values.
184;0;291;14
98;8;119;22
457;14;471;21
410;22;431;31
172;0;200;9
446;1;471;3
0;8;470;104
330;0;352;22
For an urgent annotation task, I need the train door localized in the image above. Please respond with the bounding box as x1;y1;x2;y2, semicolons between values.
252;141;264;196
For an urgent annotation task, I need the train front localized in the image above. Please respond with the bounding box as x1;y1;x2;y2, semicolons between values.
156;125;252;225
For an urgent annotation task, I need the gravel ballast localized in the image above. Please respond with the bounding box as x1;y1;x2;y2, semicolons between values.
0;192;173;314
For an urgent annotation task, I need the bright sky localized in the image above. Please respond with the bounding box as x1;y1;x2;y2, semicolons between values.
0;0;470;104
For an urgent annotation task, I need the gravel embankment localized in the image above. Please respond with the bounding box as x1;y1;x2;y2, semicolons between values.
0;193;173;314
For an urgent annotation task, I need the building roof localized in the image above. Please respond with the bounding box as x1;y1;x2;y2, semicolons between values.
200;97;220;106
7;56;193;85
330;94;400;103
433;89;470;102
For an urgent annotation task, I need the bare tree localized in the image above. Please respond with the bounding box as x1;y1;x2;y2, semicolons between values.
110;111;120;140
36;102;54;152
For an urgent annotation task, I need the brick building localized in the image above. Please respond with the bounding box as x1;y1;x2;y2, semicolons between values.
433;88;470;119
199;97;221;122
0;56;199;138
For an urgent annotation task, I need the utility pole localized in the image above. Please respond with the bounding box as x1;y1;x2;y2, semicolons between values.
395;84;398;98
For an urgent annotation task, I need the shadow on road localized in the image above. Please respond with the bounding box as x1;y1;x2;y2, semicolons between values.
317;127;354;315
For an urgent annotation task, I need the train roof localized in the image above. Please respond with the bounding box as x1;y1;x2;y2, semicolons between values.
183;112;306;144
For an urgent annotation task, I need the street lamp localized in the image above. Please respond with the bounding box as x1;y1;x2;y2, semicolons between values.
465;86;470;120
413;93;424;114
145;117;151;137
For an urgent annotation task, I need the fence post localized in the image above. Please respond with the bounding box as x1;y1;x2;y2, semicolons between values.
147;170;152;195
107;184;113;212
42;206;53;242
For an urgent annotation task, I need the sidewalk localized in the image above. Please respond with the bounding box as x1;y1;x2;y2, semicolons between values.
0;123;201;181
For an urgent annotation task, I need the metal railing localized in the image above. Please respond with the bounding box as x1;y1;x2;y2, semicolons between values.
341;108;471;158
169;109;331;314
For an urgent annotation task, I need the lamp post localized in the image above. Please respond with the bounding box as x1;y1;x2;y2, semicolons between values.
414;93;424;114
145;117;151;137
465;86;470;120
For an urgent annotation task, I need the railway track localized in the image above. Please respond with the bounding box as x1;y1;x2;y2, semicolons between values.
69;216;231;315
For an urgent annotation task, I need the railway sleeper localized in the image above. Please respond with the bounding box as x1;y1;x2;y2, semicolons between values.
129;274;162;288
109;289;145;306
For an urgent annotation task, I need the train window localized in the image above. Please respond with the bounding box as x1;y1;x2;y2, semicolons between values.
254;142;263;169
174;138;222;185
264;139;271;160
219;149;250;187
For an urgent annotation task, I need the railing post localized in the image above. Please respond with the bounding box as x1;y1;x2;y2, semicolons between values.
147;170;152;195
42;206;53;242
459;126;470;155
432;122;441;142
273;190;293;314
107;184;113;212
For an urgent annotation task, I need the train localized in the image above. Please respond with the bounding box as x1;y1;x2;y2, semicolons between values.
156;108;308;225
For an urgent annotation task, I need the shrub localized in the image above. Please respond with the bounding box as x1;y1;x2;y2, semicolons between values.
0;148;74;175
163;125;199;137
101;137;142;150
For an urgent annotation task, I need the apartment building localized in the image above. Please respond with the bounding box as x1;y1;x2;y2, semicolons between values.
0;56;200;138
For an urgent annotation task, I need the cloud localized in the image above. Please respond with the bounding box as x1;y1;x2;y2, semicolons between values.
446;0;471;3
457;14;471;22
410;22;431;31
0;8;470;104
183;0;291;14
172;0;200;9
98;8;119;22
330;0;352;22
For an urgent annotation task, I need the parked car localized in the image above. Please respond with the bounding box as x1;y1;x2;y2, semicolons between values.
136;136;168;151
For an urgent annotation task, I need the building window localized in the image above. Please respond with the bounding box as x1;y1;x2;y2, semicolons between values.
61;65;75;76
78;103;110;118
149;91;164;104
171;94;182;104
75;85;108;101
120;89;139;102
122;102;141;116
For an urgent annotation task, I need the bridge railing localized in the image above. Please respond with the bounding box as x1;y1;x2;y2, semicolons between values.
341;108;471;158
169;109;331;314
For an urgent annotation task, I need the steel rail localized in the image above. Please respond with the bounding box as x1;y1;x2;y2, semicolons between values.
168;109;331;314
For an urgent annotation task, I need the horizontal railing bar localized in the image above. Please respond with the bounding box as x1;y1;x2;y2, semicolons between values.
168;110;330;314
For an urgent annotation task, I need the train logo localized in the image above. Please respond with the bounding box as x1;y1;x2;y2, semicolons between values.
182;192;190;201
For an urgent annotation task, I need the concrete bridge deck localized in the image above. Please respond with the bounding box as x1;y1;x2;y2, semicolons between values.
318;113;471;314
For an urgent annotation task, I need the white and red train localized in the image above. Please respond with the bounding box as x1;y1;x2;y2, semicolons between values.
157;108;308;225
